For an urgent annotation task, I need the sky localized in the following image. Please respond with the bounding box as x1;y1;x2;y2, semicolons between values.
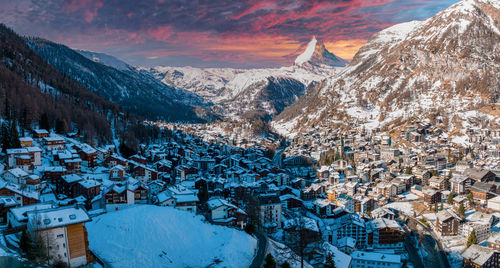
0;0;460;68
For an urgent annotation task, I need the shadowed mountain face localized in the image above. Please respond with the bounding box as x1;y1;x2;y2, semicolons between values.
27;38;207;122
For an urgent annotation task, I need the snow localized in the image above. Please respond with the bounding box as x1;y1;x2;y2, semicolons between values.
384;202;414;216
295;36;317;65
86;205;257;268
268;239;313;268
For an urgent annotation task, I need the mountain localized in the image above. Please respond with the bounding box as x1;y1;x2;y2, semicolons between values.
77;50;131;71
295;36;348;67
26;38;207;122
0;24;118;142
273;0;500;138
143;38;344;121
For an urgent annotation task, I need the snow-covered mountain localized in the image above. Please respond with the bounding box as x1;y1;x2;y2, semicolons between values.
26;38;208;122
143;37;345;120
77;50;131;71
273;0;500;137
295;36;348;67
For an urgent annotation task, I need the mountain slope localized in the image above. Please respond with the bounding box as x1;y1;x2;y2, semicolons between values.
144;38;344;121
274;0;500;137
26;38;206;122
0;23;117;142
77;50;131;71
295;37;348;67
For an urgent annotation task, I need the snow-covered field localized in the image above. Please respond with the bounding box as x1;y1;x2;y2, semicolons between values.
86;205;257;268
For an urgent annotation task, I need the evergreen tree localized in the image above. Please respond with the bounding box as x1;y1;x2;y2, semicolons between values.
39;113;50;130
466;230;477;248
405;167;412;175
55;119;66;134
19;229;32;255
458;203;466;218
10;119;20;148
447;192;454;204
325;252;336;268
197;185;209;203
467;192;474;206
281;261;291;268
1;122;10;153
264;254;276;268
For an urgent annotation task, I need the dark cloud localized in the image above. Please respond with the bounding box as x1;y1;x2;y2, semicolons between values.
0;0;460;68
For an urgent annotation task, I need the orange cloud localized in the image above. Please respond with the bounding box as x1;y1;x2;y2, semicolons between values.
325;39;368;60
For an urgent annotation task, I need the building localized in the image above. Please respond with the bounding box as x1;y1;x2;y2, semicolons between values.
423;188;441;205
461;244;500;268
27;206;91;267
487;195;500;211
450;175;474;194
464;168;496;183
435;210;459;236
257;194;282;233
350;251;402;268
42;136;66;151
368;218;405;250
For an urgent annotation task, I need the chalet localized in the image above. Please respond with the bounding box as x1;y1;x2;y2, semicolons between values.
105;154;129;168
58;174;83;197
368;218;405;249
64;158;82;173
2;168;29;184
39;166;67;184
72;143;97;167
42;136;66;151
130;155;147;165
435;210;459;236
32;129;49;139
461;245;500;268
7;203;54;229
19;137;33;147
148;180;166;196
6;147;42;169
73;179;101;205
470;182;497;201
206;198;247;229
423;188;441;205
132;164;158;182
279;194;303;210
27;206;92;267
312;198;335;217
464;168;496;183
109;165;126;181
157;185;198;213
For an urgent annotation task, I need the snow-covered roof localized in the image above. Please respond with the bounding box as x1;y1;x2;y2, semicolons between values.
351;250;401;264
10;203;54;222
28;206;90;230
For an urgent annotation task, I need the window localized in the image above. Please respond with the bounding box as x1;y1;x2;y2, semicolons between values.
57;234;64;239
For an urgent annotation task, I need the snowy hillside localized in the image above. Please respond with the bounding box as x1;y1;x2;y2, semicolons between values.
273;0;500;137
77;50;131;71
143;39;345;120
26;38;207;122
86;205;257;268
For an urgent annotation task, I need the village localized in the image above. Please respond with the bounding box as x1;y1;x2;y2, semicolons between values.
0;120;498;268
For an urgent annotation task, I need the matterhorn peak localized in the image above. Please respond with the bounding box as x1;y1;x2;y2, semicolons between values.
294;36;348;67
